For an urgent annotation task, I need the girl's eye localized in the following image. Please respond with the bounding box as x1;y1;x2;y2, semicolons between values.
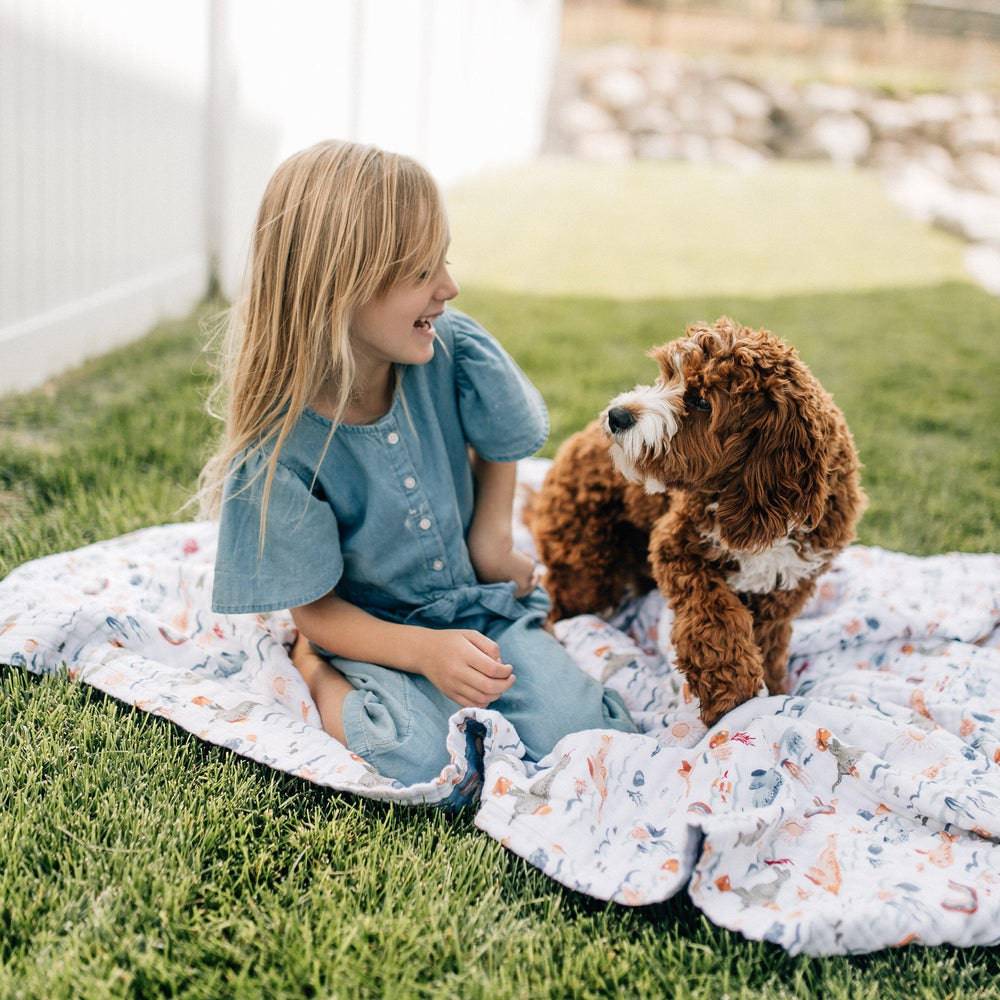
417;260;451;283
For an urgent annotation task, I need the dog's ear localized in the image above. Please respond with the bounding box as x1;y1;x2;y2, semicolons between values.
715;376;832;552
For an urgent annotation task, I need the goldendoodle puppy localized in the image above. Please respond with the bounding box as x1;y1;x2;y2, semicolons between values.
529;316;866;726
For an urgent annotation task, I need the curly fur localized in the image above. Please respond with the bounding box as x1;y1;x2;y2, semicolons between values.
528;316;867;727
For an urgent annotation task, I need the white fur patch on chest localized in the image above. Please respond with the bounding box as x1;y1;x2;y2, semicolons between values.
705;533;828;593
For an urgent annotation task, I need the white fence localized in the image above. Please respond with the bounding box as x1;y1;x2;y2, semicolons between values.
0;0;563;394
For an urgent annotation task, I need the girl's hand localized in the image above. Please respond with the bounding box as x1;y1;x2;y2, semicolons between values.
418;628;515;708
468;528;540;598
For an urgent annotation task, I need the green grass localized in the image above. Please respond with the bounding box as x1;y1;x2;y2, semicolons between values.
446;158;968;299
2;159;1000;997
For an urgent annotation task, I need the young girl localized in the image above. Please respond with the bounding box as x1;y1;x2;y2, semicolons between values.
198;139;637;802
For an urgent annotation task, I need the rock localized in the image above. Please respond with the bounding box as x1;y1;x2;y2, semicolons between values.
678;133;713;163
574;131;634;163
964;243;1000;296
911;93;962;127
959;152;1000;197
910;93;962;144
574;45;641;84
950;189;1000;244
635;133;681;160
764;89;814;156
803;82;862;115
866;99;918;139
673;89;708;127
590;68;648;113
645;54;685;98
622;103;678;135
761;79;801;113
732;115;776;148
912;143;959;183
717;79;772;121
961;91;996;118
557;99;617;135
712;137;768;171
704;101;737;138
868;140;909;169
948;116;1000;155
809;113;872;166
889;164;1000;244
885;162;959;224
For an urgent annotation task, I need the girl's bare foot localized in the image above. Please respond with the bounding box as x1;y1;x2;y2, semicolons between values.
289;632;353;744
290;631;327;686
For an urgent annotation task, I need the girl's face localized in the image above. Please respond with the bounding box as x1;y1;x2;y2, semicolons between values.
350;257;460;369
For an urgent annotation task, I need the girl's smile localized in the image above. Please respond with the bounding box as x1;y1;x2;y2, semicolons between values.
351;257;459;372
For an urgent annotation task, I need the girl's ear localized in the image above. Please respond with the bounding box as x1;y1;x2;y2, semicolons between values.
714;380;832;552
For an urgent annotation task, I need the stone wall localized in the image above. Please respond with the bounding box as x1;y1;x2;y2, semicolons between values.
546;46;1000;292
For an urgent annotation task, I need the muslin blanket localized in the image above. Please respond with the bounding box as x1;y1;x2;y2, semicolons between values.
2;458;999;957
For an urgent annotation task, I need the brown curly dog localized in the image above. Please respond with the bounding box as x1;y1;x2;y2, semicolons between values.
528;316;867;727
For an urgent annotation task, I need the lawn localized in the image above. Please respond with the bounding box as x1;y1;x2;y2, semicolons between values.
2;160;999;998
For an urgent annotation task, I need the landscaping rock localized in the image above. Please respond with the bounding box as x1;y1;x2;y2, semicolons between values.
590;68;649;113
809;113;872;166
574;130;634;163
912;142;959;184
622;103;679;135
886;162;960;224
911;92;963;143
803;81;863;115
635;133;681;160
959;151;1000;195
713;137;768;171
866;98;919;139
961;90;996;118
545;45;1000;295
948;116;1000;154
678;132;713;163
964;243;1000;295
558;98;617;135
717;78;773;121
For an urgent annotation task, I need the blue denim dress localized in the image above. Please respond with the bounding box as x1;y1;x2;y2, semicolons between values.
212;308;636;795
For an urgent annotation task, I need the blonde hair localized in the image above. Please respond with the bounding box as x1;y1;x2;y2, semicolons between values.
189;139;450;553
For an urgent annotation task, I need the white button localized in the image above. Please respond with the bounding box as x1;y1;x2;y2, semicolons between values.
387;432;399;445
404;476;416;489
418;517;431;530
432;559;444;571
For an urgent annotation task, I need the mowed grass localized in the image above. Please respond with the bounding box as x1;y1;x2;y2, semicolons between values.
446;158;969;299
2;160;1000;997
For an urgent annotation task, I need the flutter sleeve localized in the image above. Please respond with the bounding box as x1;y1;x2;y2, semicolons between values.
211;449;344;614
451;310;549;462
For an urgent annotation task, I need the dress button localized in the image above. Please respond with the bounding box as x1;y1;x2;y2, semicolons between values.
387;431;399;444
404;476;416;489
432;559;444;571
418;517;431;530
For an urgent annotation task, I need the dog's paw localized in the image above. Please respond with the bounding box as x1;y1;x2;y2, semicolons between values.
694;671;766;727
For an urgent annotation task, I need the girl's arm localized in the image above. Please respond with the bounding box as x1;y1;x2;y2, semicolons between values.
466;450;537;596
291;591;515;709
292;592;433;673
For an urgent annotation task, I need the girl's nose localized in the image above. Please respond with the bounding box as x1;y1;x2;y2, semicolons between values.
440;272;459;301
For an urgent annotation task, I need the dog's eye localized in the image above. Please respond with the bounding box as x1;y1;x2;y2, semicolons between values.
686;393;711;413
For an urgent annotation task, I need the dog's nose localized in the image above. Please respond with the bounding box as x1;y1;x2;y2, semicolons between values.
607;406;636;433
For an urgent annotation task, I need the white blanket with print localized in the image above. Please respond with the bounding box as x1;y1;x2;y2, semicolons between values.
2;458;1000;956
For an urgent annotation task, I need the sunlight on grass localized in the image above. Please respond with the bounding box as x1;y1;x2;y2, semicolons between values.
446;157;969;299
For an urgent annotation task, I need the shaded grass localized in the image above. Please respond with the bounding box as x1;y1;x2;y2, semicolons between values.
1;276;999;996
